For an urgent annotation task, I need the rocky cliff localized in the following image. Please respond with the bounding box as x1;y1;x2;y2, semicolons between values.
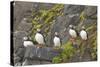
12;1;97;66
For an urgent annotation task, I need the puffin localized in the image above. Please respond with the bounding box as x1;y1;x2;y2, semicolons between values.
69;25;78;41
35;29;45;47
68;24;79;48
80;26;88;41
53;32;61;47
79;26;88;60
23;36;34;47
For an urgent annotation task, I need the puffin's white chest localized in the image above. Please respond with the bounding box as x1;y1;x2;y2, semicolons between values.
69;29;77;38
53;37;61;47
35;33;45;44
23;41;34;47
80;30;87;40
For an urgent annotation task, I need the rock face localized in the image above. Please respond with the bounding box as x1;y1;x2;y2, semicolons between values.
12;1;97;66
14;46;62;66
13;31;27;53
13;1;54;31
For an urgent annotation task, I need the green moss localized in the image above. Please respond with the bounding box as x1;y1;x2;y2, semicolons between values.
52;41;75;63
35;24;42;29
86;26;94;31
86;25;96;32
80;11;85;22
29;4;64;42
52;56;62;63
90;33;97;60
85;24;97;60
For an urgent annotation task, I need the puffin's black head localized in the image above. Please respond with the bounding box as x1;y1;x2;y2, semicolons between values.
23;36;32;41
69;24;74;29
81;26;86;30
54;32;59;37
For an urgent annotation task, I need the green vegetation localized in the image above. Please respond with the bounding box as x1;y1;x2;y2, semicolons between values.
52;41;75;63
80;11;86;22
29;4;64;41
86;24;97;60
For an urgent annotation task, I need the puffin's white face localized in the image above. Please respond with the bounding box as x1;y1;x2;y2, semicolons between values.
37;29;41;32
69;25;73;28
82;26;85;30
55;32;58;36
23;37;28;41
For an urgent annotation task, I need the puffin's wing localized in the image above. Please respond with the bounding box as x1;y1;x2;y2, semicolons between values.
86;30;88;39
34;33;37;41
60;37;62;46
75;29;79;36
57;36;62;46
84;30;88;40
42;33;46;44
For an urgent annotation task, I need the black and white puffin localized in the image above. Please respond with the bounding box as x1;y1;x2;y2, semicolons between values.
79;26;88;60
69;25;78;40
68;25;79;48
53;32;61;47
23;36;34;47
80;26;88;41
35;29;45;47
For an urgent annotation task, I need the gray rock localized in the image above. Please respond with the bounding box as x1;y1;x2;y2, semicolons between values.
13;31;27;38
84;6;97;17
64;5;85;15
16;48;25;58
24;46;61;61
40;61;51;64
13;31;27;53
69;16;80;25
14;1;33;31
24;46;38;59
17;18;32;32
12;2;97;65
15;62;22;66
83;19;97;25
21;46;61;66
14;53;21;64
22;59;40;66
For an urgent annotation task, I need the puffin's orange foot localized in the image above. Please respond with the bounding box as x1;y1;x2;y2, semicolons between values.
70;38;76;43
